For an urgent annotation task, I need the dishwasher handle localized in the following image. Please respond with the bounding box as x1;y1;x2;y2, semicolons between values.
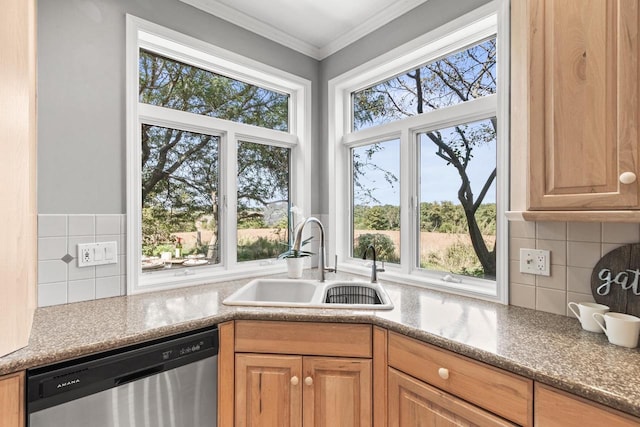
115;365;164;386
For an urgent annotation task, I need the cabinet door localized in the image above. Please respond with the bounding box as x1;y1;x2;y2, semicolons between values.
513;0;640;210
235;354;302;427
0;372;24;427
388;368;516;427
303;357;372;427
535;383;640;427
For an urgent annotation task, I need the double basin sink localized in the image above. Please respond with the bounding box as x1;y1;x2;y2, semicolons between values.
223;278;393;310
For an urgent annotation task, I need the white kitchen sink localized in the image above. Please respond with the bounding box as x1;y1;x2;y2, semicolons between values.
223;279;393;310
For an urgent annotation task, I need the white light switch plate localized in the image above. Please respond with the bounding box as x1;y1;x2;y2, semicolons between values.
77;241;118;267
519;248;550;276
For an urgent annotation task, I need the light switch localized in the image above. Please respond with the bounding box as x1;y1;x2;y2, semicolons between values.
78;241;118;267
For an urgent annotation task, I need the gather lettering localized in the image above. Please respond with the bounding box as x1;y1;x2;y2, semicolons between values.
598;268;640;296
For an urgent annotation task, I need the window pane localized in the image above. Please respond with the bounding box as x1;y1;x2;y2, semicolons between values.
352;139;400;263
237;142;290;262
352;37;496;131
141;125;220;269
418;118;496;279
139;49;289;132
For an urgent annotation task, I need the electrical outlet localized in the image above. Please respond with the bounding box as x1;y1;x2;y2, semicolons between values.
77;242;118;267
519;248;551;276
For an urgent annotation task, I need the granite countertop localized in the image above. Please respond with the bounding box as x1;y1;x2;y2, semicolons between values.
2;270;639;418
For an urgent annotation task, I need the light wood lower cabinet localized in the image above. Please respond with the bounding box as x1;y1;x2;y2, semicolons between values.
235;353;371;427
0;372;24;427
233;321;374;427
388;368;515;427
534;383;640;427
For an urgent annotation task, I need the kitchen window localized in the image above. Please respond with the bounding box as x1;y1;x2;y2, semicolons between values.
328;2;509;302
126;16;311;293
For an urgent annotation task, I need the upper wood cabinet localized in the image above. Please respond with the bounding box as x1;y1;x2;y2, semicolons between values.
0;0;37;356
511;0;640;216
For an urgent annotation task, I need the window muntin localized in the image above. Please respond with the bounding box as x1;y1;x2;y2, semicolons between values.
418;118;496;279
351;139;400;263
139;49;290;132
141;124;220;266
236;141;290;262
352;37;496;131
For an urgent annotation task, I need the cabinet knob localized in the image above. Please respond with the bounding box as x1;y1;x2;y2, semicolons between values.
438;368;449;380
619;172;637;184
290;376;299;386
304;376;313;386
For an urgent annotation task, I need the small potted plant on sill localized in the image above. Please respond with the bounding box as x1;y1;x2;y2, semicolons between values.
278;206;313;278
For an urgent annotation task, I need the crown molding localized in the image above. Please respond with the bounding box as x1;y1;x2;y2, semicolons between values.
180;0;428;60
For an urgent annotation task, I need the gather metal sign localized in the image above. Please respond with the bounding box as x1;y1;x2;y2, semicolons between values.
591;243;640;317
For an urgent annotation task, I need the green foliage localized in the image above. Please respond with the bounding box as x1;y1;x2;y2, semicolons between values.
421;242;485;278
354;233;399;263
237;237;281;261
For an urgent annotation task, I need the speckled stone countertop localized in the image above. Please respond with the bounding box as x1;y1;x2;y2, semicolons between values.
2;271;640;418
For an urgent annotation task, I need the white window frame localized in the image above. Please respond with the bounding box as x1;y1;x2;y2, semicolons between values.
327;1;509;303
126;15;312;294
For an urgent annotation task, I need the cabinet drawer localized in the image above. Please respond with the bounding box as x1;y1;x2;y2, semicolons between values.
235;321;372;358
388;332;532;426
535;383;640;427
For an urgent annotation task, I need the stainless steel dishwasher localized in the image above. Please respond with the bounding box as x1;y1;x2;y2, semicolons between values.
27;326;218;427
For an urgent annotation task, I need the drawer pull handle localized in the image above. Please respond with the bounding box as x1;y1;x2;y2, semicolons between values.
619;172;637;184
438;368;449;380
304;376;313;386
291;376;299;386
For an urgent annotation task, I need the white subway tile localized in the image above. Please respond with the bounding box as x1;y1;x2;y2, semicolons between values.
509;260;535;285
120;215;127;234
96;215;120;235
68;236;95;257
510;283;536;309
68;215;95;236
68;279;95;303
601;243;623;257
38;215;67;237
510;221;536;239
567;266;593;294
96;260;120;278
567;241;601;268
38;282;67;307
602;223;640;244
68;262;95;281
509;237;535;261
536;222;566;241
38;260;67;284
567;222;601;242
96;276;121;299
536;287;566;315
38;237;67;261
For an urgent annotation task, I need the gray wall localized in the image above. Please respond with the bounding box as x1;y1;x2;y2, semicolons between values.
316;0;493;213
37;0;320;213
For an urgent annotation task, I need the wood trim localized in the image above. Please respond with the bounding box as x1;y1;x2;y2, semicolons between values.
373;326;387;427
0;0;36;357
535;383;640;427
218;321;234;427
0;371;24;427
506;210;640;223
235;321;372;358
388;332;533;426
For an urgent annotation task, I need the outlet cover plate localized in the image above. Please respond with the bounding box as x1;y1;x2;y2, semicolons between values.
519;248;550;276
77;242;118;267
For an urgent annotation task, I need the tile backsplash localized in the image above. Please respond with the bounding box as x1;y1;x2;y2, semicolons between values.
38;214;126;307
509;221;640;317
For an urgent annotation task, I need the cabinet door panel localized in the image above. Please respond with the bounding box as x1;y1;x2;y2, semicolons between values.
303;357;372;427
388;368;515;427
535;383;640;427
235;354;302;427
518;0;640;209
0;372;24;427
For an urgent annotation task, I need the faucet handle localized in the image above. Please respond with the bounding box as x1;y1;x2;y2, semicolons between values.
333;254;338;273
377;261;385;273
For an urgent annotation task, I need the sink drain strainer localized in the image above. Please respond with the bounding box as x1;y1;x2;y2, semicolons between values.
324;285;382;305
